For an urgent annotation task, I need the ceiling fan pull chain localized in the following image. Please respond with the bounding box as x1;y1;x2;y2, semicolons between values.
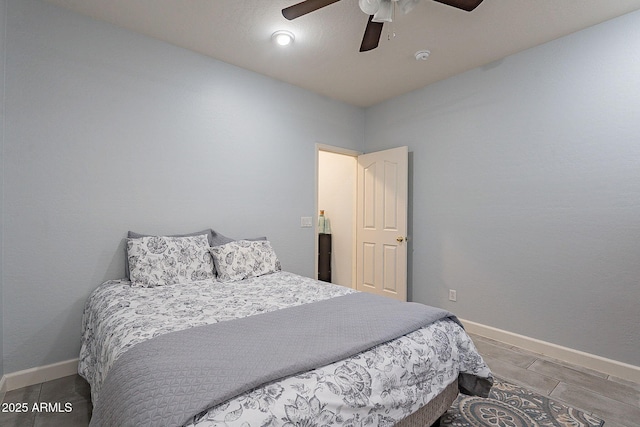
388;7;397;41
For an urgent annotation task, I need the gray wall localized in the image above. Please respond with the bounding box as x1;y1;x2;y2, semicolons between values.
2;0;639;376
365;10;640;366
2;0;363;373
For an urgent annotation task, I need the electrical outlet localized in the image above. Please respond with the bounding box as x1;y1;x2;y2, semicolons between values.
449;289;457;302
300;217;313;228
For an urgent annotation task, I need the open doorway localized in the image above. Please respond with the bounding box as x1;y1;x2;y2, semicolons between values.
316;145;359;288
316;144;409;300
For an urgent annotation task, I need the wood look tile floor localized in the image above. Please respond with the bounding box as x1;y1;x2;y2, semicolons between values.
469;333;640;427
1;334;638;426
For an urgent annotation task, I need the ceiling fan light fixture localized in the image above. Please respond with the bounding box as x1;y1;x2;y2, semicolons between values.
372;0;393;23
359;0;381;15
271;30;295;46
397;0;421;14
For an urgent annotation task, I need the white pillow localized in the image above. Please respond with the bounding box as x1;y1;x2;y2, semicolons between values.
127;234;214;287
209;240;281;282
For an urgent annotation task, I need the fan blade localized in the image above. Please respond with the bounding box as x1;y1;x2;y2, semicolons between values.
433;0;483;12
360;15;384;52
282;0;342;20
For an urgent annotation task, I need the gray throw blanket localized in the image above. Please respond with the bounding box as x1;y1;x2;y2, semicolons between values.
90;292;478;427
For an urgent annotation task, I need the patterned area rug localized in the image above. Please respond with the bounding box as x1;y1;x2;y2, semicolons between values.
440;379;604;427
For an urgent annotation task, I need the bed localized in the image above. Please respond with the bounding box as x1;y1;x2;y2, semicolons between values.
79;232;492;427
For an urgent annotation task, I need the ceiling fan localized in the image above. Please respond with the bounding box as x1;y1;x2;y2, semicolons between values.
282;0;484;52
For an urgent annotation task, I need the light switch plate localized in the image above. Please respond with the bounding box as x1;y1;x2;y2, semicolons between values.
301;217;313;228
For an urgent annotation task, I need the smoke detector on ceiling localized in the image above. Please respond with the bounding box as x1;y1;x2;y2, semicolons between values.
415;50;431;60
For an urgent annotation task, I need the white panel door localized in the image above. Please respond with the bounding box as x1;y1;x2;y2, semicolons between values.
356;146;408;301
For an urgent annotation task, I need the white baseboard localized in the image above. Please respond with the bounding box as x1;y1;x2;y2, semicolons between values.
1;359;79;393
461;319;640;384
0;374;6;403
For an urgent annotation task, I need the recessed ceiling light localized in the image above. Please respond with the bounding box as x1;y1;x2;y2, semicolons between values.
271;30;295;47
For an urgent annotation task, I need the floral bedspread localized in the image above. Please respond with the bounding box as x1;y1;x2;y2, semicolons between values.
79;271;491;426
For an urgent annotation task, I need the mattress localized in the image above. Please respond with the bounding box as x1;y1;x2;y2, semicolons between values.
79;271;492;426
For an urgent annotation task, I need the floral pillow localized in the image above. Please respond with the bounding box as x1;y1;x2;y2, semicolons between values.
209;240;281;282
124;229;215;279
127;234;215;287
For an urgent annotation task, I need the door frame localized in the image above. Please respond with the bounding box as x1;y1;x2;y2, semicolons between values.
315;143;361;287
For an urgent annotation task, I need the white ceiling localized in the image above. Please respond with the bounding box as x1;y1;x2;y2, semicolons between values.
42;0;640;107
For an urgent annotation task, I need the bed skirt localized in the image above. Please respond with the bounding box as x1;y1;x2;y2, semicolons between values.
395;378;458;427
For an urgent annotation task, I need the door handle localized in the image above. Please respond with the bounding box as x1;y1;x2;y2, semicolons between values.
397;236;405;243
